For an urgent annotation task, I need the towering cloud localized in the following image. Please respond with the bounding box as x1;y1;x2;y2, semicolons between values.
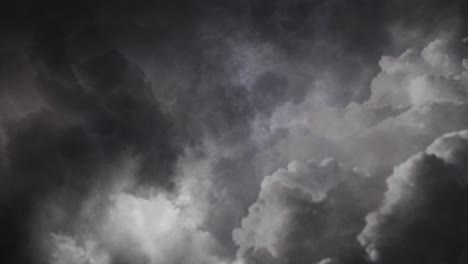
359;130;468;264
233;159;379;264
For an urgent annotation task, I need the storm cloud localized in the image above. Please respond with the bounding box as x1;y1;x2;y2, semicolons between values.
2;1;468;264
359;130;468;264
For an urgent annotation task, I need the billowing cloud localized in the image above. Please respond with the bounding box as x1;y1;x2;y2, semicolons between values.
258;36;468;173
100;191;226;264
46;184;229;264
2;1;468;264
231;34;468;264
368;38;463;107
359;130;468;264
0;49;180;264
233;159;379;264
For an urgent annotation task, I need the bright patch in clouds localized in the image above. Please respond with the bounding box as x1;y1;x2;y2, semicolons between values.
49;189;227;264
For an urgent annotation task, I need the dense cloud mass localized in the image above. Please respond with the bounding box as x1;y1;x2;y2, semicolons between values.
3;0;468;264
48;189;228;264
233;159;378;264
0;49;180;264
359;130;468;264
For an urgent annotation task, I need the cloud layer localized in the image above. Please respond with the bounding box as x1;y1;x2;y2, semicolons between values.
2;1;468;264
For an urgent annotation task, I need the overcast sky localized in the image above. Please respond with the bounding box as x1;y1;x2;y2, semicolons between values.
2;1;468;264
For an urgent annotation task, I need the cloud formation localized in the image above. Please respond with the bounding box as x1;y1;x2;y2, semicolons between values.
2;1;468;264
47;190;227;264
0;49;179;264
359;130;468;264
229;29;468;264
233;159;377;264
258;35;468;173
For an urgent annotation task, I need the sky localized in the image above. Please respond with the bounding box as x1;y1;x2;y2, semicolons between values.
2;0;468;264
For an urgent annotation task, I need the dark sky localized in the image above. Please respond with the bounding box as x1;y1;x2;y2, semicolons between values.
2;1;468;264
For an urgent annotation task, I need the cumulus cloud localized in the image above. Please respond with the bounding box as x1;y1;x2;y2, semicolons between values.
358;130;468;264
2;1;468;264
368;38;464;107
37;151;235;264
233;158;377;264
230;33;468;264
101;192;225;264
46;186;229;264
256;36;468;174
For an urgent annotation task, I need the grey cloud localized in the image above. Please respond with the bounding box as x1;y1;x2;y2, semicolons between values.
230;34;468;264
258;37;468;174
359;130;468;264
233;159;380;264
1;1;468;264
45;189;228;264
0;49;180;264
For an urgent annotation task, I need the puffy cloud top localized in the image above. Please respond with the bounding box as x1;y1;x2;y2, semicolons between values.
359;130;468;264
233;159;376;264
369;38;467;107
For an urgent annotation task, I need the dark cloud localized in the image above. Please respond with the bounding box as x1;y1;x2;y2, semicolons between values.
1;1;468;264
359;130;468;264
0;49;180;263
